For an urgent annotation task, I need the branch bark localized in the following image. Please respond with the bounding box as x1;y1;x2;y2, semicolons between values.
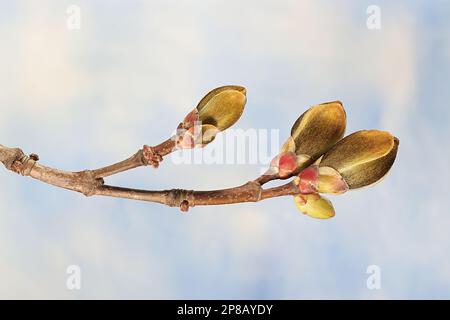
0;143;300;211
91;138;176;178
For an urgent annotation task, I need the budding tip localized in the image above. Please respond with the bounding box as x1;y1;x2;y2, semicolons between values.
234;90;247;105
325;100;343;108
393;136;400;146
319;129;399;190
233;85;247;96
328;100;347;121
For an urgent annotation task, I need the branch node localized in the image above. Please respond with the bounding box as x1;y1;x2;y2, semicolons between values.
143;145;163;168
244;181;263;201
80;170;104;197
180;200;190;213
9;153;38;176
167;189;194;208
29;153;40;161
1;147;23;171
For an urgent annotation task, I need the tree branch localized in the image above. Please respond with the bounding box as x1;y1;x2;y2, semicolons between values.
0;143;300;211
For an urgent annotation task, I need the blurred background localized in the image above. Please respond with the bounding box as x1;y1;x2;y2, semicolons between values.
0;0;449;299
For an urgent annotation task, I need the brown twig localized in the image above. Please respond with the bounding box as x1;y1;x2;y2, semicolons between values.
91;138;176;178
0;143;300;211
95;181;298;210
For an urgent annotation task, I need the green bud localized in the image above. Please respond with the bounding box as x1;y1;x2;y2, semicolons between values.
319;130;399;189
290;101;346;160
294;194;335;219
196;85;247;131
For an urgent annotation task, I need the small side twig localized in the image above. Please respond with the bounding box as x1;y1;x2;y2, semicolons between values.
90;138;176;178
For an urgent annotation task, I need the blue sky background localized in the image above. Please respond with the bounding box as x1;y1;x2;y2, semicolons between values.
1;0;450;299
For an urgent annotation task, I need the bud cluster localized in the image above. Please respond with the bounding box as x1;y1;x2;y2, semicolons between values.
170;86;398;219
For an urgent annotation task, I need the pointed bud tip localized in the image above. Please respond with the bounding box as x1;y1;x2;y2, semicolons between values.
320;130;399;189
393;136;400;146
232;85;247;96
195;85;247;132
320;100;344;111
290;100;347;161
